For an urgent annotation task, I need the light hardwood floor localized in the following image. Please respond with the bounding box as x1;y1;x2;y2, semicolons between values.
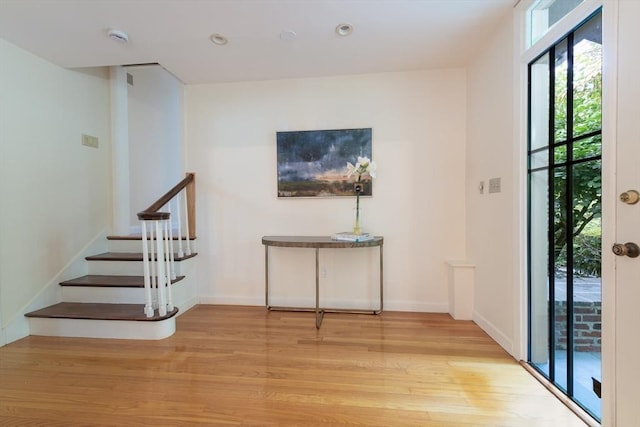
0;305;588;426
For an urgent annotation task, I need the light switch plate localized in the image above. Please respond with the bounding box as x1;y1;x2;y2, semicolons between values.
489;177;501;193
82;134;99;148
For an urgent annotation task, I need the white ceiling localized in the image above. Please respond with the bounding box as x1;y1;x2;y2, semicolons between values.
0;0;515;85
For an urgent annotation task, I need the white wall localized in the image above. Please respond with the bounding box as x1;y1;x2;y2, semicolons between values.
186;70;467;311
466;14;517;354
127;65;183;228
0;39;111;344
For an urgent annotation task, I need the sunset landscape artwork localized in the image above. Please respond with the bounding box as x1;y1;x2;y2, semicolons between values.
276;128;372;198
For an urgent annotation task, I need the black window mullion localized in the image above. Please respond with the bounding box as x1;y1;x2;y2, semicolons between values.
566;31;575;398
550;129;602;148
547;46;556;383
526;60;534;363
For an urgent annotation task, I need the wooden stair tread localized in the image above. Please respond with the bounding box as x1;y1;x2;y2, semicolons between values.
60;275;185;288
25;302;178;321
107;234;196;241
86;252;197;262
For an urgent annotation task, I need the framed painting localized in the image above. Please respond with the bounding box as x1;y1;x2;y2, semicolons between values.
276;128;372;197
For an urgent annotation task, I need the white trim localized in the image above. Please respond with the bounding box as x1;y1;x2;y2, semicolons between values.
521;0;605;64
474;310;514;356
514;0;538;11
174;296;199;316
513;3;531;362
199;296;263;306
600;1;619;425
199;296;449;313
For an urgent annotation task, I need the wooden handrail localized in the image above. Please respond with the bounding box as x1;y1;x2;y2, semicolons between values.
137;211;171;221
138;173;195;216
136;173;196;238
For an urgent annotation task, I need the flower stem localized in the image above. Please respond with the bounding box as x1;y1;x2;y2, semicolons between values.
354;175;361;234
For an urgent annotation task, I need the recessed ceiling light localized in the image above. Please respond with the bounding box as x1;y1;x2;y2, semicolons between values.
335;23;353;37
280;30;297;41
107;28;129;43
210;33;228;45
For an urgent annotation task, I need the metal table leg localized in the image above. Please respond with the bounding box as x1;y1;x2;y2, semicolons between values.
265;245;270;308
379;243;384;313
315;247;324;329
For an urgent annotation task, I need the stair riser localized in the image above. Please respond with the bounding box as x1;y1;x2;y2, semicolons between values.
108;238;197;254
62;286;145;303
28;317;176;339
61;277;196;309
87;260;187;276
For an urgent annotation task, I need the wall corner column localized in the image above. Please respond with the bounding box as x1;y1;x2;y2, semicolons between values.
109;66;130;235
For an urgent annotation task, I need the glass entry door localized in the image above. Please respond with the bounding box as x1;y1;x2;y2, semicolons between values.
527;10;602;421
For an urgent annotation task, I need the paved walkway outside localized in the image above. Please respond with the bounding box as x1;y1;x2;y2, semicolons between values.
554;275;601;302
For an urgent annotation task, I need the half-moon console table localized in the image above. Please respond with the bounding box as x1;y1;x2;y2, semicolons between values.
261;235;384;329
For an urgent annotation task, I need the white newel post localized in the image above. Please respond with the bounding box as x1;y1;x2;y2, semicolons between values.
141;221;154;317
155;220;168;316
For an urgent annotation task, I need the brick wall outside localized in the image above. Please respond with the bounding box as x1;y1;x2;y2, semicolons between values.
554;301;601;352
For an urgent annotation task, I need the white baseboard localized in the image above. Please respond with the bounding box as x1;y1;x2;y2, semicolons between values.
199;296;263;306
473;310;514;357
4;316;30;346
384;300;449;313
175;296;199;316
198;296;449;313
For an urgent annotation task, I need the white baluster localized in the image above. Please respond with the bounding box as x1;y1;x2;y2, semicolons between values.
141;221;154;317
155;220;167;316
167;202;177;280
183;188;192;256
176;192;185;258
163;219;174;311
149;222;157;309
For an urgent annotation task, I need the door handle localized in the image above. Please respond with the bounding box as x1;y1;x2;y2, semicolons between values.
612;242;640;258
620;190;640;205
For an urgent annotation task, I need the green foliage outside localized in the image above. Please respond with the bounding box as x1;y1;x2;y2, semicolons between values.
557;219;601;277
553;40;602;277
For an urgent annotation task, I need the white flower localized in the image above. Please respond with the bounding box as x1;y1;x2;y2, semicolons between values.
346;161;358;178
345;156;377;180
366;161;377;178
357;156;370;169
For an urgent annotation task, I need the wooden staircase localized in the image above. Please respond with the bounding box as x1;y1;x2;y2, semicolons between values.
25;235;197;340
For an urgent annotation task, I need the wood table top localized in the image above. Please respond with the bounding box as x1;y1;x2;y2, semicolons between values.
262;235;383;248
